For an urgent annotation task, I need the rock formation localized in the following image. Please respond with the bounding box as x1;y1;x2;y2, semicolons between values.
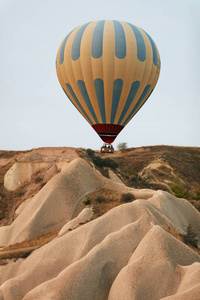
0;153;199;300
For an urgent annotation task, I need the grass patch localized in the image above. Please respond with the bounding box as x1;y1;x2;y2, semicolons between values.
170;176;190;199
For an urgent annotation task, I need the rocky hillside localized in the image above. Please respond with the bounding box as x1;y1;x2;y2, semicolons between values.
1;146;200;226
80;145;200;209
0;146;200;299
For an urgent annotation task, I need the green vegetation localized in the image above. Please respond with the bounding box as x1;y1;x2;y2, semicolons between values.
117;142;127;151
170;176;190;199
162;225;200;255
86;148;118;170
92;155;118;169
121;169;150;188
96;196;107;203
183;224;198;248
17;190;25;197
35;176;43;184
194;190;200;201
92;156;104;167
86;148;95;158
103;158;118;169
0;207;4;220
83;198;91;206
170;176;200;200
130;173;148;183
120;193;135;203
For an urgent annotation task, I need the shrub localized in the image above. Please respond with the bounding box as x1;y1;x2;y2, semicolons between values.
83;198;91;205
120;193;135;203
17;190;25;196
35;176;43;184
117;142;127;151
96;196;107;203
0;192;5;198
92;156;118;169
0;209;4;220
103;158;119;169
194;190;200;201
86;148;95;158
92;156;104;167
131;173;143;182
183;224;198;248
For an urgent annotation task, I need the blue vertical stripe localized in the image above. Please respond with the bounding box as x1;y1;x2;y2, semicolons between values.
127;23;146;62
94;79;106;123
118;81;140;125
71;23;90;61
113;21;126;59
144;31;158;66
77;80;99;124
134;89;154;118
92;20;105;59
122;85;151;126
111;79;123;123
59;32;72;65
64;85;93;124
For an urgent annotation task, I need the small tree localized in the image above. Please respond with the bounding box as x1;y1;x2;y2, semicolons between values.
117;142;127;151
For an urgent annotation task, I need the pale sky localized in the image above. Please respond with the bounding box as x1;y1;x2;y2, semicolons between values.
0;0;199;150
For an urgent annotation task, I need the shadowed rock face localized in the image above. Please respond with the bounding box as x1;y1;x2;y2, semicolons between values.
0;157;200;300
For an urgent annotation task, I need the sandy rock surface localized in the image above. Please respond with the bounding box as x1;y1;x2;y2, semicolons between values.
58;207;93;235
0;157;200;300
3;147;79;191
0;158;104;246
4;162;55;191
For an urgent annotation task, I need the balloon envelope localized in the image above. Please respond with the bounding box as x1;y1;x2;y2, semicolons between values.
56;20;161;143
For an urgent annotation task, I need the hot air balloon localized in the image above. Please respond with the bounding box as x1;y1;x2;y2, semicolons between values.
56;20;160;151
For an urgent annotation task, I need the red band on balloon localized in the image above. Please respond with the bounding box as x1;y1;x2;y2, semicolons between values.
92;124;124;143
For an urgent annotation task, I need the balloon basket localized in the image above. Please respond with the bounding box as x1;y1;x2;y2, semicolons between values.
100;144;114;154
